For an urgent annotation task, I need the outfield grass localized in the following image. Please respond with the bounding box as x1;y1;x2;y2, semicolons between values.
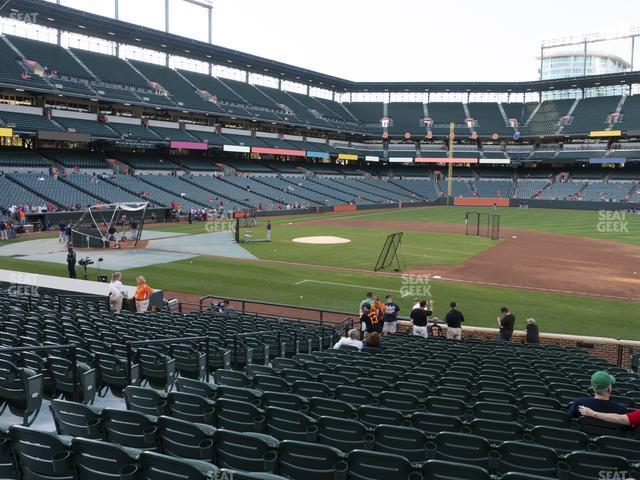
2;205;639;339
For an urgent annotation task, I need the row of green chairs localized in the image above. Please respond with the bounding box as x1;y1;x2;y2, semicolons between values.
40;399;640;480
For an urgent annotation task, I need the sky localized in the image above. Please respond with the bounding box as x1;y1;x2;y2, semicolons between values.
45;0;640;82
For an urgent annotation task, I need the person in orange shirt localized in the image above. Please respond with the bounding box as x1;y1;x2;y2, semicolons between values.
134;276;153;313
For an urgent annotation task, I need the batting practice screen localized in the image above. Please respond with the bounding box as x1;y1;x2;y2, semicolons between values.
465;212;500;240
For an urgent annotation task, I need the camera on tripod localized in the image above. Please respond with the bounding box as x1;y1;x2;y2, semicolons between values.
78;257;94;267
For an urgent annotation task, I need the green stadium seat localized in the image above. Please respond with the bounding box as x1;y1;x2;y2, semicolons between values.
347;450;416;480
523;407;571;428
420;460;491;480
277;440;347;480
157;415;216;462
377;391;423;413
9;425;73;480
467;419;525;444
410;412;464;437
308;397;357;419
334;385;377;406
253;375;292;393
359;405;408;429
170;345;207;381
0;359;43;426
139;451;219;480
261;391;309;412
373;424;431;463
95;352;141;397
576;416;629;438
355;378;391;395
264;406;317;442
214;429;278;473
71;438;140;480
175;377;217;400
592;435;640;463
102;408;159;450
292;380;334;399
424;396;468;417
166;391;215;425
50;399;104;439
496;441;559;477
472;401;521;422
317;415;374;453
431;432;495;470
281;369;315;383
561;451;632;480
124;386;168;417
316;373;350;390
527;425;589;455
214;369;251;388
215;399;265;433
434;386;472;403
137;348;177;392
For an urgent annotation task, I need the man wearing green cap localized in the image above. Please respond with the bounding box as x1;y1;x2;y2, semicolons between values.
567;371;627;418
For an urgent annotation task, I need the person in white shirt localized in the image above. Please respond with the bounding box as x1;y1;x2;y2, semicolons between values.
108;272;126;313
333;329;363;351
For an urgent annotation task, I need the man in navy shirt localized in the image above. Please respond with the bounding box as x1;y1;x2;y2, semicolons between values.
567;371;627;418
382;295;400;335
58;222;66;243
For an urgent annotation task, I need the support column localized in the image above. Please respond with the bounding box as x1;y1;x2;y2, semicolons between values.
165;0;170;67
114;0;120;57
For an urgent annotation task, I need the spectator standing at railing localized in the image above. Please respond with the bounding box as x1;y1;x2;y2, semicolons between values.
134;276;153;313
108;272;126;313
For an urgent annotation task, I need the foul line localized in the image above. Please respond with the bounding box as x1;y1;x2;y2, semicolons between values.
295;279;411;297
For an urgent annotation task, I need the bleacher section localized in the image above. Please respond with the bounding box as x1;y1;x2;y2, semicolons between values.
467;103;512;136
580;181;634;202
427;103;468;136
0;37;52;90
0;176;48;207
537;181;586;200
475;179;513;198
70;48;148;88
0;149;50;168
6;35;91;80
438;178;474;197
387;103;425;135
562;96;621;135
9;172;101;208
53;116;121;139
63;173;144;203
0;111;62;133
521;100;574;136
108;174;203;211
514;179;549;199
619;95;640;131
43;150;108;169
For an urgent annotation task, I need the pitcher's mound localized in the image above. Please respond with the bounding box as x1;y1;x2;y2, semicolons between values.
292;236;351;245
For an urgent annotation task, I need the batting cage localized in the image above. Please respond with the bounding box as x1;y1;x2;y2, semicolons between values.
71;202;149;249
374;232;405;272
465;211;500;240
234;210;268;243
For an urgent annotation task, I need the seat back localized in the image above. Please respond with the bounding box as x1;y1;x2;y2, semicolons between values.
49;399;103;439
102;408;159;450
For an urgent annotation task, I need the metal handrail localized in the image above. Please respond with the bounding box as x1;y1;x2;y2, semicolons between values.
198;294;354;324
125;336;211;384
0;343;80;401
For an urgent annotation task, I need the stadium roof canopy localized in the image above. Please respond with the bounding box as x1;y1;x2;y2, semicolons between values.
6;0;640;94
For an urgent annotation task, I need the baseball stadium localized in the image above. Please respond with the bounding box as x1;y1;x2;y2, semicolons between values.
0;1;638;479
